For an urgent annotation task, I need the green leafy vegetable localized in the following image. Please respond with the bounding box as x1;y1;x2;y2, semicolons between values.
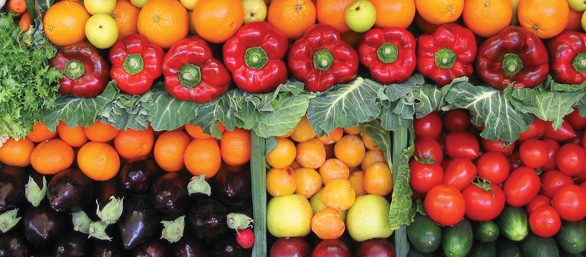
378;75;424;131
98;84;152;130
147;86;198;132
388;145;415;230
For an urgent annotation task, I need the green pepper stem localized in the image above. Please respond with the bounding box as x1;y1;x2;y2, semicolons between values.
434;47;457;69
502;53;523;75
573;53;586;73
245;46;269;70
313;49;334;71
123;54;145;75
377;43;399;64
64;59;85;80
179;63;201;88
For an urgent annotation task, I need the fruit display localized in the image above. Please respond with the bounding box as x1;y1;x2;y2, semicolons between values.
0;0;585;256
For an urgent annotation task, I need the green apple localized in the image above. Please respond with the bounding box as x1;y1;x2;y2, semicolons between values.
582;10;586;32
180;0;199;10
346;194;393;242
345;0;376;33
242;0;267;23
130;0;148;8
267;194;313;238
309;188;347;221
568;0;586;12
84;0;116;15
85;14;119;49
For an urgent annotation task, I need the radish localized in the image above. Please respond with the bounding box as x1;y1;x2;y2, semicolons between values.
236;228;254;249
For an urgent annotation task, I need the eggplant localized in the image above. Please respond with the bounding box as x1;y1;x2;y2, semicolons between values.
118;195;161;250
0;166;27;211
170;236;208;257
119;159;163;195
53;230;88;257
90;237;127;257
22;201;71;248
186;198;228;245
94;176;126;208
47;168;94;213
0;223;30;257
210;167;251;206
130;238;170;257
150;172;191;220
210;234;250;257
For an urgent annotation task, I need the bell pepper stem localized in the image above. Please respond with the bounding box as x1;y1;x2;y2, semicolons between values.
64;59;85;80
179;63;201;88
245;46;269;70
313;49;334;71
377;43;399;64
123;54;145;75
573;53;586;73
434;47;457;69
502;53;523;75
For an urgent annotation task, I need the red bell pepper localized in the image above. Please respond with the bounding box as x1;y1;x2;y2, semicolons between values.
416;23;477;86
476;26;549;89
109;34;165;95
223;22;289;93
547;31;586;85
357;27;416;84
162;36;231;103
287;24;359;92
50;41;109;98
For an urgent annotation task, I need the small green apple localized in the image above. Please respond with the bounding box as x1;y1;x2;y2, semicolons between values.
568;0;586;12
242;0;267;23
309;188;347;221
85;14;119;49
180;0;199;10
582;10;586;32
346;194;393;242
345;0;376;33
130;0;148;8
267;194;313;238
84;0;116;15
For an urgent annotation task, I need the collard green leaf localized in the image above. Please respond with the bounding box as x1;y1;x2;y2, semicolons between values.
577;97;586;117
378;75;423;132
147;87;198;131
388;145;415;230
363;122;392;167
412;83;446;118
306;77;382;136
98;86;151;131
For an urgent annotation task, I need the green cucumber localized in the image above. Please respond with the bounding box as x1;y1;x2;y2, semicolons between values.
520;232;559;257
467;241;497;257
473;220;500;243
442;218;473;257
407;213;442;253
407;247;436;257
496;237;523;257
495;205;528;242
555;219;586;254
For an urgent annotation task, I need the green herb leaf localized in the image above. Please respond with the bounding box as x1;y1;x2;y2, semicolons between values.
388;145;415;230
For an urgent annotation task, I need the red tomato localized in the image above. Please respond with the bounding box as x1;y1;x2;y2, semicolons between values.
409;160;443;194
424;184;465;226
443;157;477;191
525;194;551;216
444;131;480;160
442;109;471;132
541;139;559;171
566;107;586;130
503;166;541;207
556;143;586;177
539;169;574;198
507;152;524;170
414;112;442;139
413;137;444;163
552;184;586;222
462;182;505;221
543;120;577;142
529;205;561;238
481;138;516;156
518;117;545;142
583;130;586;150
518;139;548;169
476;151;510;184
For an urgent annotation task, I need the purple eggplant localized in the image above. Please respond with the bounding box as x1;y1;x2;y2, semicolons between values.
211;234;250;257
93;177;126;224
186;198;228;245
53;230;88;257
130;238;170;257
150;172;191;220
118;195;161;250
0;166;27;211
47;168;94;213
0;223;30;257
90;237;127;257
22;201;71;248
119;159;163;195
170;236;208;257
210;167;251;206
94;176;126;208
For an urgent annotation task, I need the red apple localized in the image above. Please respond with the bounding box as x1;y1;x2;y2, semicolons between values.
270;237;311;257
356;238;396;257
311;239;352;257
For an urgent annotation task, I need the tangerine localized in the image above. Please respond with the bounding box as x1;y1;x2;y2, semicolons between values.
77;142;121;181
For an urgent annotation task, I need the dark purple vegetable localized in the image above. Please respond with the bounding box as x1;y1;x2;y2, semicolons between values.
210;167;251;206
130;238;170;257
94;176;126;208
170;236;208;257
90;237;127;257
0;223;30;257
0;166;27;211
186;198;228;245
150;172;191;220
119;159;163;195
118;195;161;250
23;201;71;248
53;230;88;257
211;234;250;257
47;168;94;213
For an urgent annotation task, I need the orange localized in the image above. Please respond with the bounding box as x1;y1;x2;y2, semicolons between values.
0;138;34;167
184;122;226;139
43;1;90;47
112;0;140;40
311;207;346;239
565;7;583;31
315;127;344;145
334;135;366;169
321;178;356;211
192;0;244;43
364;161;394;196
343;125;361;135
294;167;322;198
57;121;88;148
154;129;191;172
319;158;350;185
290;116;317;143
266;138;297;168
315;0;352;33
77;142;121;181
267;0;317;40
370;0;416;29
113;127;155;161
84;120;120;143
361;130;380;150
266;166;298;196
517;0;569;39
415;0;464;25
137;0;189;49
184;138;222;178
361;149;386;171
295;138;326;169
30;139;74;175
463;0;513;38
348;170;367;196
220;127;251;166
26;121;57;143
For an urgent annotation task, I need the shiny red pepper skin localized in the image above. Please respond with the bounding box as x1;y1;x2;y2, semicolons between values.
50;41;110;98
476;26;549;89
358;27;416;84
162;36;231;103
223;22;289;93
547;31;586;85
287;24;359;92
109;34;165;95
417;23;477;86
